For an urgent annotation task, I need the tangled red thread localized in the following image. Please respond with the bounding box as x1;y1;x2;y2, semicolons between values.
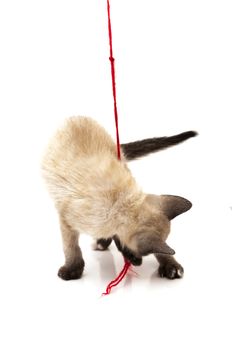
102;259;131;296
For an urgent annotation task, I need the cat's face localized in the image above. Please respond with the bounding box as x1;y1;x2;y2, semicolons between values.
113;222;173;266
114;194;192;265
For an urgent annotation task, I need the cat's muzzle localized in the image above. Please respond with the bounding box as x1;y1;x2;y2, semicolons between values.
113;235;142;266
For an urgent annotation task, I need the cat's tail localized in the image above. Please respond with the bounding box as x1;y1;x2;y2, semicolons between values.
121;131;198;161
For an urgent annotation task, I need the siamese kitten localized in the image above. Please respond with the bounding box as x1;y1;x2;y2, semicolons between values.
42;117;196;281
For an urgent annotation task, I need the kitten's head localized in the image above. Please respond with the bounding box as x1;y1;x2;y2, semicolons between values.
114;194;192;265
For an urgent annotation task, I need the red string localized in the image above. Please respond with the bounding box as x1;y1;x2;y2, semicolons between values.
102;1;132;296
102;259;131;296
107;0;121;160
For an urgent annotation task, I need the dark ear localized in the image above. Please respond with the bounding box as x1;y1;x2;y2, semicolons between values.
160;195;192;220
137;233;175;256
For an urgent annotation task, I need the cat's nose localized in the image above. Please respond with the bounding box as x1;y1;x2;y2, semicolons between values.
128;255;142;266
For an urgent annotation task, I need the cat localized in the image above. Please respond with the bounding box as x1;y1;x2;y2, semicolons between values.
42;117;197;280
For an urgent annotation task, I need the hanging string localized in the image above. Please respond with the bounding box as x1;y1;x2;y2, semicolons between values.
107;0;121;160
102;0;132;296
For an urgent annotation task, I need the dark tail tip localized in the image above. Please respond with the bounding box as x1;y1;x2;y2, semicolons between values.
185;131;198;138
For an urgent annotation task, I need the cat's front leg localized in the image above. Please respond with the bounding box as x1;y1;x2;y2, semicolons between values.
155;254;184;279
58;216;85;280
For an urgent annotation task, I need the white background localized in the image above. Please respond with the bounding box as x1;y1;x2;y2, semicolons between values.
0;1;232;349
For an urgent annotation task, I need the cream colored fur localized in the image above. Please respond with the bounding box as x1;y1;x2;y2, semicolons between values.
42;117;169;249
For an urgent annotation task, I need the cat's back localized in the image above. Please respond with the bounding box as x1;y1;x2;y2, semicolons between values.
52;116;116;158
42;117;117;168
41;117;121;199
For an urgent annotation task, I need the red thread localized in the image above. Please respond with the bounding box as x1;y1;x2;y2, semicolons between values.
102;0;132;296
107;0;121;160
102;259;131;296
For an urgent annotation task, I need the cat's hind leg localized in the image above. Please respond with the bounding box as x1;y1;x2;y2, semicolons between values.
155;254;184;279
92;238;112;251
58;216;84;280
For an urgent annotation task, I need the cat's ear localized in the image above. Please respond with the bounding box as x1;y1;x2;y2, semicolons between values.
137;233;175;256
160;195;192;220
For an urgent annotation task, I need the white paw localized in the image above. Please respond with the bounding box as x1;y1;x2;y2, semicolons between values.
92;242;105;251
159;263;184;279
176;267;184;278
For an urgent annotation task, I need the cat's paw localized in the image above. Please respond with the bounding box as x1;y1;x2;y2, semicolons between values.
92;238;112;251
58;261;84;280
158;262;184;279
